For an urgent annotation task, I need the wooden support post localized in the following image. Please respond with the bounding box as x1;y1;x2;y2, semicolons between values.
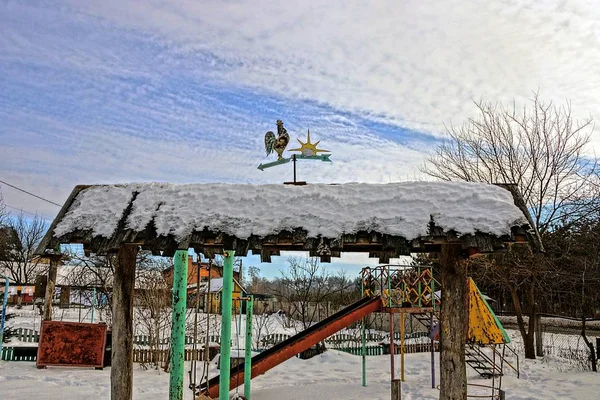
439;243;467;400
535;313;543;357
391;379;401;400
43;255;61;321
111;244;139;400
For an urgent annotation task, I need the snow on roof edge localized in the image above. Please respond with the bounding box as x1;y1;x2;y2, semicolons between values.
50;181;530;244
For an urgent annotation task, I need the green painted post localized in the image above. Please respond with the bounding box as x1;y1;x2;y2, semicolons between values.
169;250;189;400
387;266;392;307
219;250;235;400
244;295;254;400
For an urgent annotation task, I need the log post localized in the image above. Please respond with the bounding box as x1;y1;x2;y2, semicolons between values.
111;244;139;400
43;255;61;321
391;379;401;400
535;313;543;357
439;243;467;400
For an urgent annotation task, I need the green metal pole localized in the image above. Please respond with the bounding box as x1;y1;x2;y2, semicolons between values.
361;276;366;387
219;250;235;400
387;266;392;307
244;295;254;400
91;288;96;323
169;250;189;400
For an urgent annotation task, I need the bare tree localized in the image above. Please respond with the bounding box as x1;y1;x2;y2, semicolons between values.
423;93;598;234
0;213;47;306
252;313;275;350
0;192;7;227
134;258;172;370
423;93;598;359
273;257;335;331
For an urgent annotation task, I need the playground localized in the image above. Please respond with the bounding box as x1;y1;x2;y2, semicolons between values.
11;180;548;400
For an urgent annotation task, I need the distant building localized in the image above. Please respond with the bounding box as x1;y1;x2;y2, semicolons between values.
163;256;244;311
191;277;246;313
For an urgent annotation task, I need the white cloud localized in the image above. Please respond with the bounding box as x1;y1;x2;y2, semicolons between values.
61;0;600;137
2;0;599;222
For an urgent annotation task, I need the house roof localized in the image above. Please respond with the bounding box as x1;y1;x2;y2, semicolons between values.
36;182;540;261
191;277;246;294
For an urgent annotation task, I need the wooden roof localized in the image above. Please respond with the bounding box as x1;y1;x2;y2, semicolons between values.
36;182;541;262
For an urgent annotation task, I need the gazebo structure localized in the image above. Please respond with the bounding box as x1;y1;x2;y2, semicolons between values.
35;181;540;400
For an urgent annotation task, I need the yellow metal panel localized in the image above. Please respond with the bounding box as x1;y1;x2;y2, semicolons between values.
467;278;506;344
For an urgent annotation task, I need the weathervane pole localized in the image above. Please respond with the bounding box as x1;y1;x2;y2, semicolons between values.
292;154;297;183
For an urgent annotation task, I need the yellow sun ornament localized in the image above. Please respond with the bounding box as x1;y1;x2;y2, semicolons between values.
289;130;330;156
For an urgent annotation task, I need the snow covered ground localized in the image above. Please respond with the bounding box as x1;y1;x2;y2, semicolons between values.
1;349;599;399
3;306;599;399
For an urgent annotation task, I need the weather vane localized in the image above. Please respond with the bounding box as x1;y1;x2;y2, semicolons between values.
258;119;332;184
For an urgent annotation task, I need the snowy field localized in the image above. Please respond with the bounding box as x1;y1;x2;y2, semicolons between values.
3;306;600;399
2;350;599;400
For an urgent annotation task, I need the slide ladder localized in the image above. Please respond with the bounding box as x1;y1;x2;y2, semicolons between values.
199;296;383;399
465;344;503;378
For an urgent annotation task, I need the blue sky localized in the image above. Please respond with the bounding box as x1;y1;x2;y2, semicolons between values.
2;0;600;277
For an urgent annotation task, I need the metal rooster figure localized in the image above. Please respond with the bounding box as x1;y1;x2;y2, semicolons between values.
258;119;332;183
264;119;290;160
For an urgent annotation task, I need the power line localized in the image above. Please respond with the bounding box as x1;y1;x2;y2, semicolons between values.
4;204;51;221
0;179;62;207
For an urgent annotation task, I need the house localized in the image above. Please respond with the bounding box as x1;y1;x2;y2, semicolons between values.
191;277;246;313
162;256;241;289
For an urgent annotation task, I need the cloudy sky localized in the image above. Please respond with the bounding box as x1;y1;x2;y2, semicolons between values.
1;0;599;275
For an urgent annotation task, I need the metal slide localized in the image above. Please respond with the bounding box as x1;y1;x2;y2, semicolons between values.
199;296;382;399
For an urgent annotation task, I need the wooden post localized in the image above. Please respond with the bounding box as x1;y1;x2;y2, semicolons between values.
43;255;61;321
111;244;139;400
534;313;543;357
439;243;467;400
391;379;401;400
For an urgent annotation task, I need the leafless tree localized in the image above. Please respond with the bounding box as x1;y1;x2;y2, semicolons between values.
0;192;8;227
423;92;598;234
0;213;47;305
273;257;335;331
134;258;172;370
252;313;275;350
423;93;599;359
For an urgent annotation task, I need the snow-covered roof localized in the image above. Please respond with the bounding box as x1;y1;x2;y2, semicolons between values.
192;277;245;294
38;182;534;260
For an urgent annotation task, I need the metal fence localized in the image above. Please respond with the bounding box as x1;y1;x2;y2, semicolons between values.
498;314;599;371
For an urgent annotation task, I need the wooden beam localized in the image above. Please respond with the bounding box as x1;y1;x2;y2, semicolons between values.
35;185;90;255
439;243;467;400
43;255;61;321
111;244;139;400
